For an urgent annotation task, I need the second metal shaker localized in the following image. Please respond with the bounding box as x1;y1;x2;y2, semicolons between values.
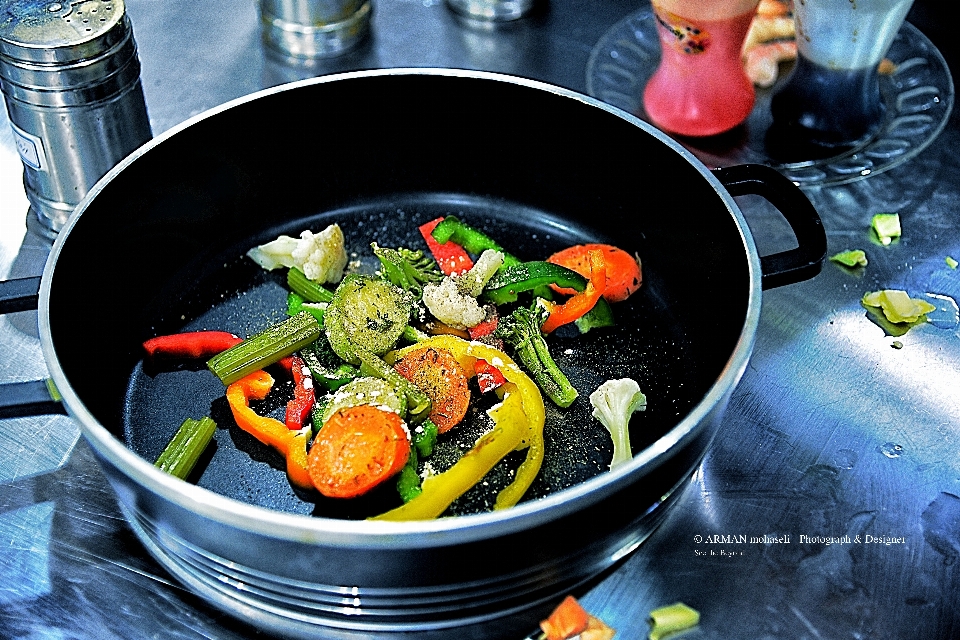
0;0;153;237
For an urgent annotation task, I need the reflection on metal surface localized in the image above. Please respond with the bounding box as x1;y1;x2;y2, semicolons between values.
0;502;54;605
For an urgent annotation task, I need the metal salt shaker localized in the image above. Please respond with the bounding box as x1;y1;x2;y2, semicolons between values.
258;0;372;61
445;0;537;22
0;0;152;237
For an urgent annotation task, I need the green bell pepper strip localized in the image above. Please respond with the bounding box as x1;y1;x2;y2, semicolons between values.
430;216;522;268
483;261;587;306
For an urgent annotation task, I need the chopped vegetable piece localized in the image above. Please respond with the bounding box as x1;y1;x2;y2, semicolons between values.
246;223;348;284
871;213;901;246
307;404;411;498
300;336;358;391
374;335;545;519
474;358;507;393
154;416;217;480
947;256;958;269
422;276;488;330
372;243;443;297
548;243;642;302
395;418;440;503
483;261;587;306
590;378;647;470
225;370;312;489
467;305;499;340
287;267;335;303
861;289;936;324
829;249;868;268
539;595;615;640
648;602;700;640
393;345;470;433
540;595;589;640
419;217;474;275
354;345;432;424
285;354;315;430
430;215;521;268
396;463;423;503
575;297;615;334
320;376;406;425
207;311;322;386
143;331;242;360
541;249;606;333
286;291;326;324
496;303;579;408
324;274;413;364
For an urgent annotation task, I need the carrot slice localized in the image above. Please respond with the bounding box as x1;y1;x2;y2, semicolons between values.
307;405;410;498
547;243;642;302
393;345;471;433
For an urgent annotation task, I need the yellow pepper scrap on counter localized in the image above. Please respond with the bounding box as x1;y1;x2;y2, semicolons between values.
225;370;313;490
372;335;546;521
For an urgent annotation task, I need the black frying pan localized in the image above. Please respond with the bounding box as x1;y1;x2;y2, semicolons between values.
0;70;825;638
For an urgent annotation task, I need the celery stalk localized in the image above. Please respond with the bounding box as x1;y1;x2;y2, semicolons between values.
207;311;322;385
155;416;217;480
287;267;335;303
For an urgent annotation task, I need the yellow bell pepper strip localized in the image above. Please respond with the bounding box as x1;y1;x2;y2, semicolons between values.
372;335;545;520
225;370;313;490
540;249;606;334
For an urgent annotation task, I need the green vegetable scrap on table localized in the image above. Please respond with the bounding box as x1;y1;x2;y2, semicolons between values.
871;213;901;246
830;249;868;268
947;256;959;269
648;602;700;640
861;289;936;324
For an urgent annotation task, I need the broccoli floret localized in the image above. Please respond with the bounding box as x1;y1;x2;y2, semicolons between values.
495;303;578;408
589;378;646;470
372;243;443;297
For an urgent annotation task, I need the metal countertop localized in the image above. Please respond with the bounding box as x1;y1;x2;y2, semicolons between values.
2;1;959;638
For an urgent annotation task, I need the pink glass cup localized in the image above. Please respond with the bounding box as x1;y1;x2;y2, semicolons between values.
643;0;762;137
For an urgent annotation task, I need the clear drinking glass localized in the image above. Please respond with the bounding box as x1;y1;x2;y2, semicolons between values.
768;0;916;157
642;0;762;137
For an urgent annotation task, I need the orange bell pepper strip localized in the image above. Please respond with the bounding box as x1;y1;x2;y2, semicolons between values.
540;249;606;334
225;370;313;490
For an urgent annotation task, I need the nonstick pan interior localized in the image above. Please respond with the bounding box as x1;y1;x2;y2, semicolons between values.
120;193;704;519
45;71;752;523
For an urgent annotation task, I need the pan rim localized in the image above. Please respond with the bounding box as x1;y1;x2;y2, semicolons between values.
38;67;763;548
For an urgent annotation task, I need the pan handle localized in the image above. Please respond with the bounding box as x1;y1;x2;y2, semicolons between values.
712;164;827;290
0;275;65;418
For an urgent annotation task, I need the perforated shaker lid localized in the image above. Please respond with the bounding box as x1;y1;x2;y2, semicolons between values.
0;0;128;65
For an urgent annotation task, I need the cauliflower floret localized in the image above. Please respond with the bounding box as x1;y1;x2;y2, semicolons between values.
589;378;647;470
455;249;504;297
422;277;486;330
291;224;348;284
246;223;348;285
421;250;503;330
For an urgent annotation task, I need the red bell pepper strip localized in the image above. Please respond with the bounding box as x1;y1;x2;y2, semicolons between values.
540;249;606;334
419;217;474;276
225;370;313;490
143;331;242;360
474;358;506;393
285;354;315;430
467;306;498;340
